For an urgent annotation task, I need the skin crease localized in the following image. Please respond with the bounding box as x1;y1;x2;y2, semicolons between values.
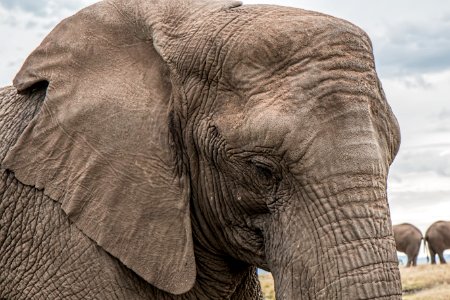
0;87;261;299
392;223;423;267
0;1;402;299
182;9;402;298
425;221;450;264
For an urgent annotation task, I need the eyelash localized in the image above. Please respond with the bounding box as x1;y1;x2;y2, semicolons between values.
248;157;281;184
254;162;275;180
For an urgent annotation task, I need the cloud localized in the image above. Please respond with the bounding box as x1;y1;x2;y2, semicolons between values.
0;11;18;27
25;20;38;29
0;0;81;17
426;109;450;133
389;189;450;236
438;108;450;120
390;190;450;211
245;0;450;84
0;1;98;86
375;15;450;79
390;146;450;180
7;60;17;67
0;0;48;16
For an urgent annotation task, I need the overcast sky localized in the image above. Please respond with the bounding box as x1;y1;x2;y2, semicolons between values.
1;0;449;257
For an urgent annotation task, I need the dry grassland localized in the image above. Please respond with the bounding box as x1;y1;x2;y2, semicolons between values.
401;264;450;299
259;264;450;299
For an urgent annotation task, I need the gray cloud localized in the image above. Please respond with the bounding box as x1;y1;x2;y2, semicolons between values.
0;13;18;27
247;0;450;84
414;108;450;134
427;109;450;132
438;108;450;120
42;20;58;30
0;0;50;16
0;0;82;17
391;75;432;89
391;146;450;177
25;20;37;29
375;15;450;78
390;190;449;211
389;189;450;235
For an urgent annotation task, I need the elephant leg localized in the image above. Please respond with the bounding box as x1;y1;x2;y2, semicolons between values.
430;248;436;264
438;252;446;264
412;254;418;267
406;256;412;267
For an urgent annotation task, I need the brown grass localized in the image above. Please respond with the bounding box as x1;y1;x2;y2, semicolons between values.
259;273;275;300
258;264;450;299
401;264;450;300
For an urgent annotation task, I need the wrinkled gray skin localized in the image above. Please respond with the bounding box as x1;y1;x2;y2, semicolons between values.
425;221;450;264
1;88;260;300
0;1;402;299
393;223;422;267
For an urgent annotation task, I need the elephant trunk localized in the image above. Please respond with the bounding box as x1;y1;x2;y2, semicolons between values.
265;175;402;299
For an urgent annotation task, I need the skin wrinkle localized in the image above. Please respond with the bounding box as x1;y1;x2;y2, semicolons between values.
266;187;325;296
176;8;250;90
37;100;133;182
210;11;274;89
195;137;258;262
184;10;257;80
1;2;402;299
192;160;231;258
179;10;274;118
302;187;343;259
306;77;381;104
203;16;240;86
294;188;333;294
0;87;261;299
214;59;384;178
282;175;394;296
178;12;212;76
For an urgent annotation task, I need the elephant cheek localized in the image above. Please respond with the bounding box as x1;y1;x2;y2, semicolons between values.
264;178;402;299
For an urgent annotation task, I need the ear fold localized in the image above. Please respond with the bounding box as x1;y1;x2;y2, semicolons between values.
3;1;196;294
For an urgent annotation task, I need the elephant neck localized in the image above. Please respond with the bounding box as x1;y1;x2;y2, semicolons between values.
176;187;262;298
126;212;261;299
189;246;261;299
176;219;262;299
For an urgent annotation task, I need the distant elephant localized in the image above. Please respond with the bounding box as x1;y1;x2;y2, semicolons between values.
0;0;402;299
393;223;423;267
425;221;450;264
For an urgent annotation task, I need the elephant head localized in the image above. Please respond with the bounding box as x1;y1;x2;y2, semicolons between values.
3;0;402;298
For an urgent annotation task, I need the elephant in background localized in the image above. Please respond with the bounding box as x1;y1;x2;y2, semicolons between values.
425;221;450;264
0;0;402;299
392;223;422;267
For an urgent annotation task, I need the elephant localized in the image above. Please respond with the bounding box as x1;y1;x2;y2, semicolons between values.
425;221;450;264
0;0;402;299
392;223;423;267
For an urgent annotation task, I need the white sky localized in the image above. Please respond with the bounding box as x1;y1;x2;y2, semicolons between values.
1;0;449;257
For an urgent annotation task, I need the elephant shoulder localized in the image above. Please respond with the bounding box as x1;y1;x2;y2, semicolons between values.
0;86;45;163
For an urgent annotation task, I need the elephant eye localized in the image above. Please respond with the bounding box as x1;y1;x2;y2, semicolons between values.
249;157;280;185
254;163;274;181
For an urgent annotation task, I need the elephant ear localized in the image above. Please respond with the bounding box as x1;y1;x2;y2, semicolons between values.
2;1;207;294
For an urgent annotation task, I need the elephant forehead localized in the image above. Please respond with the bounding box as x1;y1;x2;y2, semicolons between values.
217;6;374;89
214;103;299;152
177;5;374;91
215;97;377;160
